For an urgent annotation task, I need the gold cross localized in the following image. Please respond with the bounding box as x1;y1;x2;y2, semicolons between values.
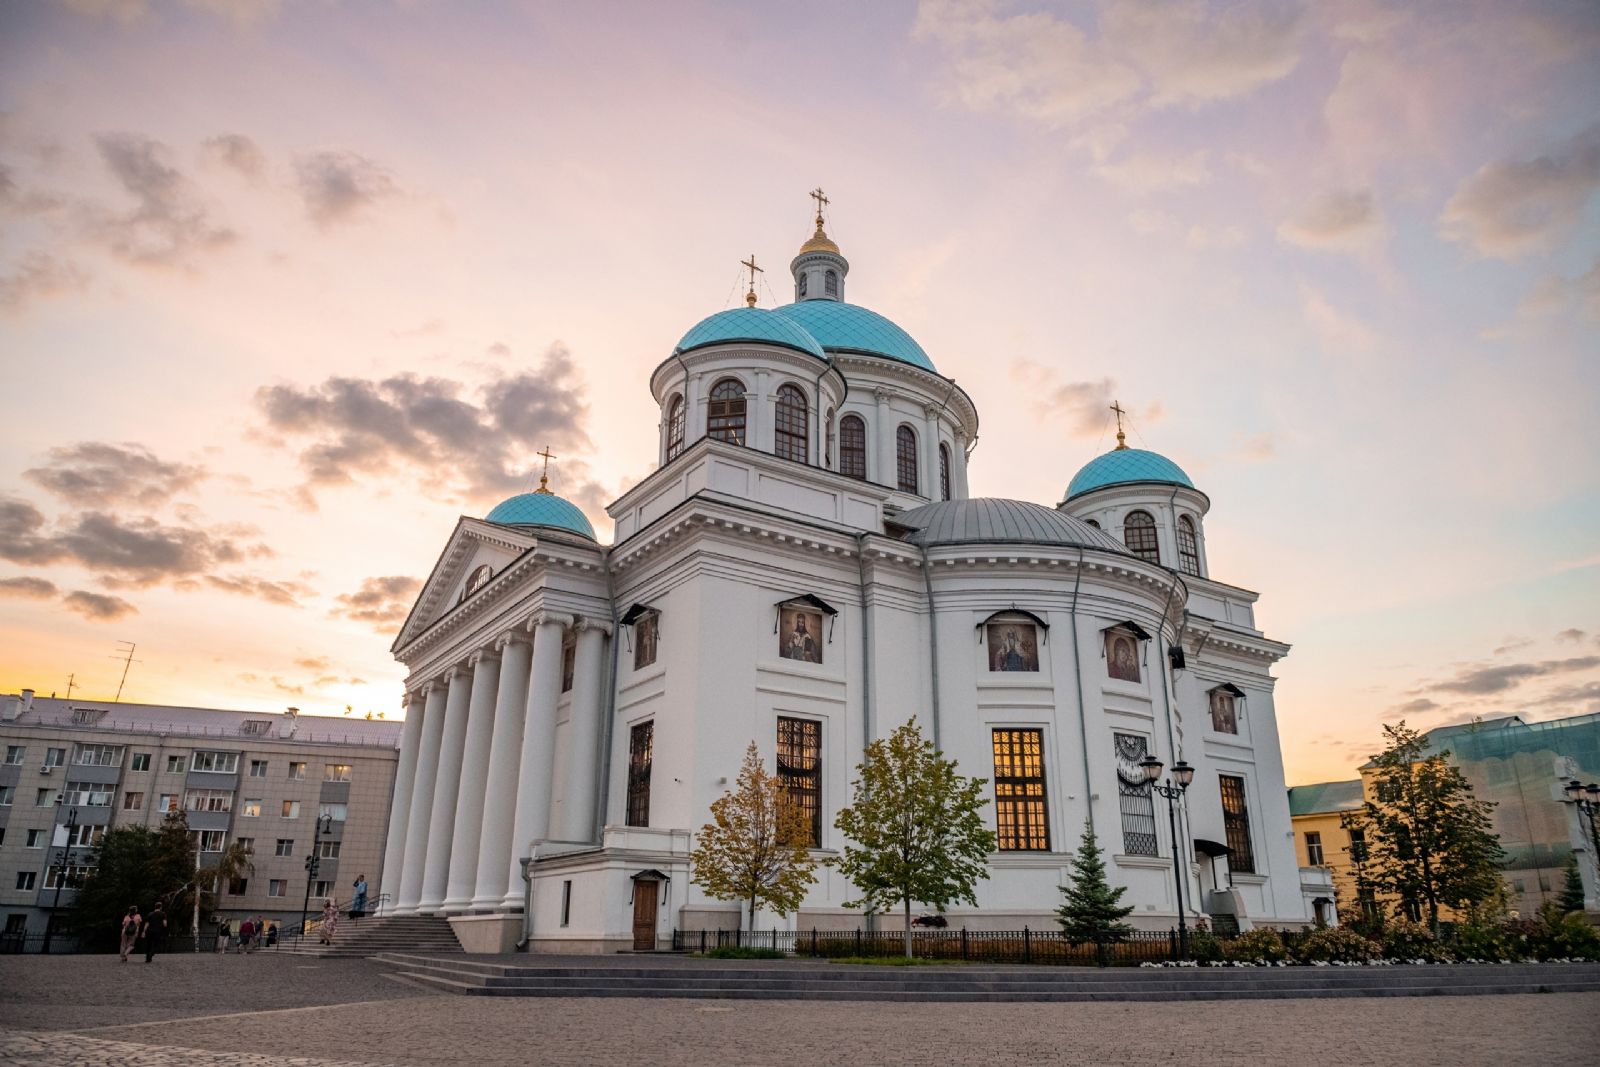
742;253;763;307
810;186;830;223
536;446;556;492
1110;401;1128;450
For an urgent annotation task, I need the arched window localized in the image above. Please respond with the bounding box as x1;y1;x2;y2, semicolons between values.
1176;515;1201;576
707;378;746;446
896;425;919;494
1123;510;1159;564
1085;518;1101;529
825;269;838;297
798;272;808;298
774;384;808;463
825;408;835;468
839;414;867;480
665;395;685;461
938;443;951;501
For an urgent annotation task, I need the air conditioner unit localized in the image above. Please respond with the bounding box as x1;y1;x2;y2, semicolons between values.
38;765;54;775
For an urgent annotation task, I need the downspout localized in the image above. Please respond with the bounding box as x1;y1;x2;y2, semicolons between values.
855;532;874;751
592;547;620;840
1153;485;1191;920
516;846;541;950
1070;547;1093;833
919;544;941;749
672;349;693;453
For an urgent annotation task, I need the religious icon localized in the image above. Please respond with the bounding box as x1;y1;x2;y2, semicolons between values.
986;623;1039;672
779;607;823;664
1106;631;1141;683
634;611;659;670
1209;689;1237;734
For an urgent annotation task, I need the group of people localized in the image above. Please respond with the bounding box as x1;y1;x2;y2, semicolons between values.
217;915;278;952
118;903;167;963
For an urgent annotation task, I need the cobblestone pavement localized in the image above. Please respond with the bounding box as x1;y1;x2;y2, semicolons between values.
2;954;1597;1066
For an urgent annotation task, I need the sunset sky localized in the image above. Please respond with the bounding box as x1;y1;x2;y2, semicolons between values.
1;1;1596;785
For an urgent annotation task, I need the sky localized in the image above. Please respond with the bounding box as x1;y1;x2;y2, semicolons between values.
1;0;1597;785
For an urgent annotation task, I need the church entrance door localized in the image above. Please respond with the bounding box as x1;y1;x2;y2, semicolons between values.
632;880;659;951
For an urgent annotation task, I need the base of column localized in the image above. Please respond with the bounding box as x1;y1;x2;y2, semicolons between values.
448;913;522;955
439;896;474;916
500;891;526;911
467;894;512;913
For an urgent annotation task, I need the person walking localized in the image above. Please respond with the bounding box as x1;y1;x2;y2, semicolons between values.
237;916;254;954
265;922;278;948
119;906;141;963
140;902;167;964
215;918;230;953
253;916;266;952
319;899;338;946
350;874;368;919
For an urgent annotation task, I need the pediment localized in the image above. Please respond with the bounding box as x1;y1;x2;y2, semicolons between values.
390;518;537;653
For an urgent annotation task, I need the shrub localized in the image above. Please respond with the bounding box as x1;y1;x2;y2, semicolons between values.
1526;905;1600;961
1294;926;1379;964
1227;928;1288;964
1186;929;1226;963
1380;919;1453;962
829;955;941;966
701;945;785;959
1451;921;1523;961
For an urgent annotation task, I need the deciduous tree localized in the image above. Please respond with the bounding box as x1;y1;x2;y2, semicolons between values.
73;812;195;949
832;719;995;956
690;743;817;932
1348;722;1505;932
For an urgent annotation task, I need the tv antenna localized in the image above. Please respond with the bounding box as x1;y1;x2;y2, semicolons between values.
109;641;141;702
65;673;78;700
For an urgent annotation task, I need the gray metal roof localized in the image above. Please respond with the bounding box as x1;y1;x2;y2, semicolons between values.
2;695;402;750
897;498;1132;555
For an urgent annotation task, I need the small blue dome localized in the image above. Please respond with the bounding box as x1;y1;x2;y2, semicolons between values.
1066;448;1194;500
769;301;936;372
676;307;827;360
484;491;596;540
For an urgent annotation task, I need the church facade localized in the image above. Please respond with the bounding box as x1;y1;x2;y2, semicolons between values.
380;203;1308;953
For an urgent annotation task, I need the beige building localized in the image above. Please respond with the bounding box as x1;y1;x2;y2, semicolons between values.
0;690;400;944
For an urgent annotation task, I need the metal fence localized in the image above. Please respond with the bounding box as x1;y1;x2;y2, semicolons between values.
672;926;1190;966
0;932;217;955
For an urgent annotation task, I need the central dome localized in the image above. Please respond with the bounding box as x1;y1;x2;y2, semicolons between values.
897;498;1129;554
769;301;936;372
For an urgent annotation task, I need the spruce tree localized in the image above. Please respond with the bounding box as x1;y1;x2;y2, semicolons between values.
1558;855;1587;914
1056;821;1134;950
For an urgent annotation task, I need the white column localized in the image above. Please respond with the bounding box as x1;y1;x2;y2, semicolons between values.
746;370;767;451
956;431;972;499
418;664;473;913
442;648;502;913
923;405;941;501
472;632;533;910
687;371;705;443
556;617;608;842
378;689;426;907
874;388;894;487
395;682;448;914
502;614;567;908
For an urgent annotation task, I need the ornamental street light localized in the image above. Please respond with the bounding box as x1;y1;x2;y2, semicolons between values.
299;813;335;942
1563;779;1600;900
42;804;79;954
1139;754;1195;959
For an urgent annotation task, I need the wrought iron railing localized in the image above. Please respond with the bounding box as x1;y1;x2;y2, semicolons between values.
672;926;1187;966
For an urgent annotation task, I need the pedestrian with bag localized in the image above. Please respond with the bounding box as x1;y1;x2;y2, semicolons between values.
119;906;141;963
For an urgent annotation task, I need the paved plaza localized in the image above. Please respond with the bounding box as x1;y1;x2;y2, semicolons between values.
3;953;1599;1066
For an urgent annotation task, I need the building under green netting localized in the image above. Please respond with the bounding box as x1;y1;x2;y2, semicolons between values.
1372;713;1600;918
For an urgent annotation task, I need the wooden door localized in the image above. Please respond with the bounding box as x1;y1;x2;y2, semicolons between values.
631;880;658;951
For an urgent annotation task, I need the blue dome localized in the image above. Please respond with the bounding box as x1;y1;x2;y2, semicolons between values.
484;491;597;540
1066;448;1195;500
675;307;827;360
769;301;936;372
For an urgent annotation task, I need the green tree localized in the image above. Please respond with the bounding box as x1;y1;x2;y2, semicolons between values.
73;812;196;950
690;743;817;931
1557;855;1587;914
1055;821;1133;957
1347;722;1505;933
189;840;256;939
832;719;996;956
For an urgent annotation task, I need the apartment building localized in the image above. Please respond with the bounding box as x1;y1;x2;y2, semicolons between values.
0;690;400;942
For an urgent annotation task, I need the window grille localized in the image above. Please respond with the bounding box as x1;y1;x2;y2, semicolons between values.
939;443;951;501
1219;775;1255;873
665;395;686;460
896;425;918;493
1176;516;1201;576
707;379;746;446
1114;733;1158;856
627;721;653;827
839;415;866;479
1123;511;1160;564
992;729;1050;851
777;717;822;847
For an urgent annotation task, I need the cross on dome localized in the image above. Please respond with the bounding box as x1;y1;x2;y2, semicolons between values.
535;446;557;493
741;253;763;307
1110;401;1129;451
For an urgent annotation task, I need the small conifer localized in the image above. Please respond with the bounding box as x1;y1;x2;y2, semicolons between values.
1056;821;1134;947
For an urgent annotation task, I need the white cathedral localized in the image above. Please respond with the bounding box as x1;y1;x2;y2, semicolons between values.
379;199;1309;953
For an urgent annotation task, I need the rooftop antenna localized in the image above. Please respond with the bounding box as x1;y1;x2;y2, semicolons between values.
741;253;763;308
65;673;78;700
109;641;141;702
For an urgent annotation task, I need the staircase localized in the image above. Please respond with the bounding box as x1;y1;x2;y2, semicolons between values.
373;954;1600;1001
277;916;463;958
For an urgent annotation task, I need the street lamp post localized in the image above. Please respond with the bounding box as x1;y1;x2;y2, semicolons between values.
42;805;79;954
1562;779;1600;906
1139;754;1195;960
299;813;334;942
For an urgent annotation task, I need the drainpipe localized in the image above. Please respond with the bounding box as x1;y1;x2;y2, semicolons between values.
919;544;942;749
516;846;541;951
1069;548;1093;833
591;548;620;840
855;532;874;750
672;350;693;453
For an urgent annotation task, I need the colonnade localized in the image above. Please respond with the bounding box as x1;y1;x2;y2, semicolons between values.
380;611;610;915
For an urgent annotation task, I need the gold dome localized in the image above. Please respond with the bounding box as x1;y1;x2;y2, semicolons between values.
799;219;840;256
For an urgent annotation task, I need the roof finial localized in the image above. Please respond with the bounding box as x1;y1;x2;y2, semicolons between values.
1110;401;1128;450
535;446;556;493
810;186;830;230
741;253;763;308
